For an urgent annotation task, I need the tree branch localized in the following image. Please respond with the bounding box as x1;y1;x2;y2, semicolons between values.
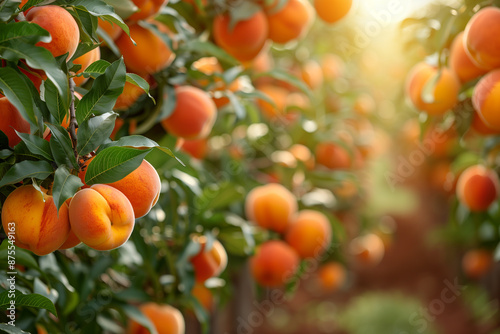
68;78;79;165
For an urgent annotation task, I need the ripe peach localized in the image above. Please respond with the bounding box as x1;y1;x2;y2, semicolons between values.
213;77;243;109
463;7;500;70
256;84;288;120
429;160;457;195
191;56;223;86
68;184;135;251
213;10;268;62
110;118;137;139
36;325;48;334
1;185;71;256
285;210;332;258
128;0;168;21
289;144;315;170
248;48;273;74
245;183;298;233
105;159;161;218
424;126;458;158
314;0;352;24
0;97;30;147
353;93;376;116
286;91;310;111
128;302;185;334
114;79;147;111
19;0;29;9
300;59;323;89
19;65;45;91
472;69;500;130
265;0;314;44
115;21;174;75
349;233;385;267
449;32;487;83
315;142;358;170
191;283;214;312
462;249;493;279
79;158;161;218
250;240;300;287
405;62;460;115
471;110;500;136
189;236;228;283
160;86;217;139
177;137;209;160
98;18;122;42
26;5;80;60
334;179;359;200
191;57;242;108
456;165;499;212
317;262;346;292
72;46;101;86
58;229;81;249
321;54;344;81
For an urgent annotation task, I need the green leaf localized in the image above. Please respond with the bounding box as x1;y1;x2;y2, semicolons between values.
0;324;30;334
19;0;46;12
71;7;98;44
77;112;117;156
0;242;39;270
421;68;441;104
96;24;121;56
157;84;176;120
257;68;311;97
122;304;158;334
175;239;202;292
44;77;69;125
228;1;262;29
82;59;111;76
0;131;9;149
0;41;69;105
0;149;12;159
127;73;153;101
46;123;78;169
186;293;209;326
100;135;159;151
16;132;53;161
76;58;126;123
71;0;130;36
0;1;21;22
0;160;53;187
0;290;57;317
196;182;245;213
184;40;239;66
84;146;152;185
0;67;37;127
139;20;174;54
52;165;84;211
38;253;75;293
102;0;138;19
0;21;51;45
226;90;245;118
153;146;183;165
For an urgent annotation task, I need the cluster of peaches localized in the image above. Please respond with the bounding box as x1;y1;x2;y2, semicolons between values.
1;159;161;255
405;6;500;280
124;234;227;334
0;2;164;255
202;0;352;64
0;3;93;147
99;0;355;147
244;183;387;292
